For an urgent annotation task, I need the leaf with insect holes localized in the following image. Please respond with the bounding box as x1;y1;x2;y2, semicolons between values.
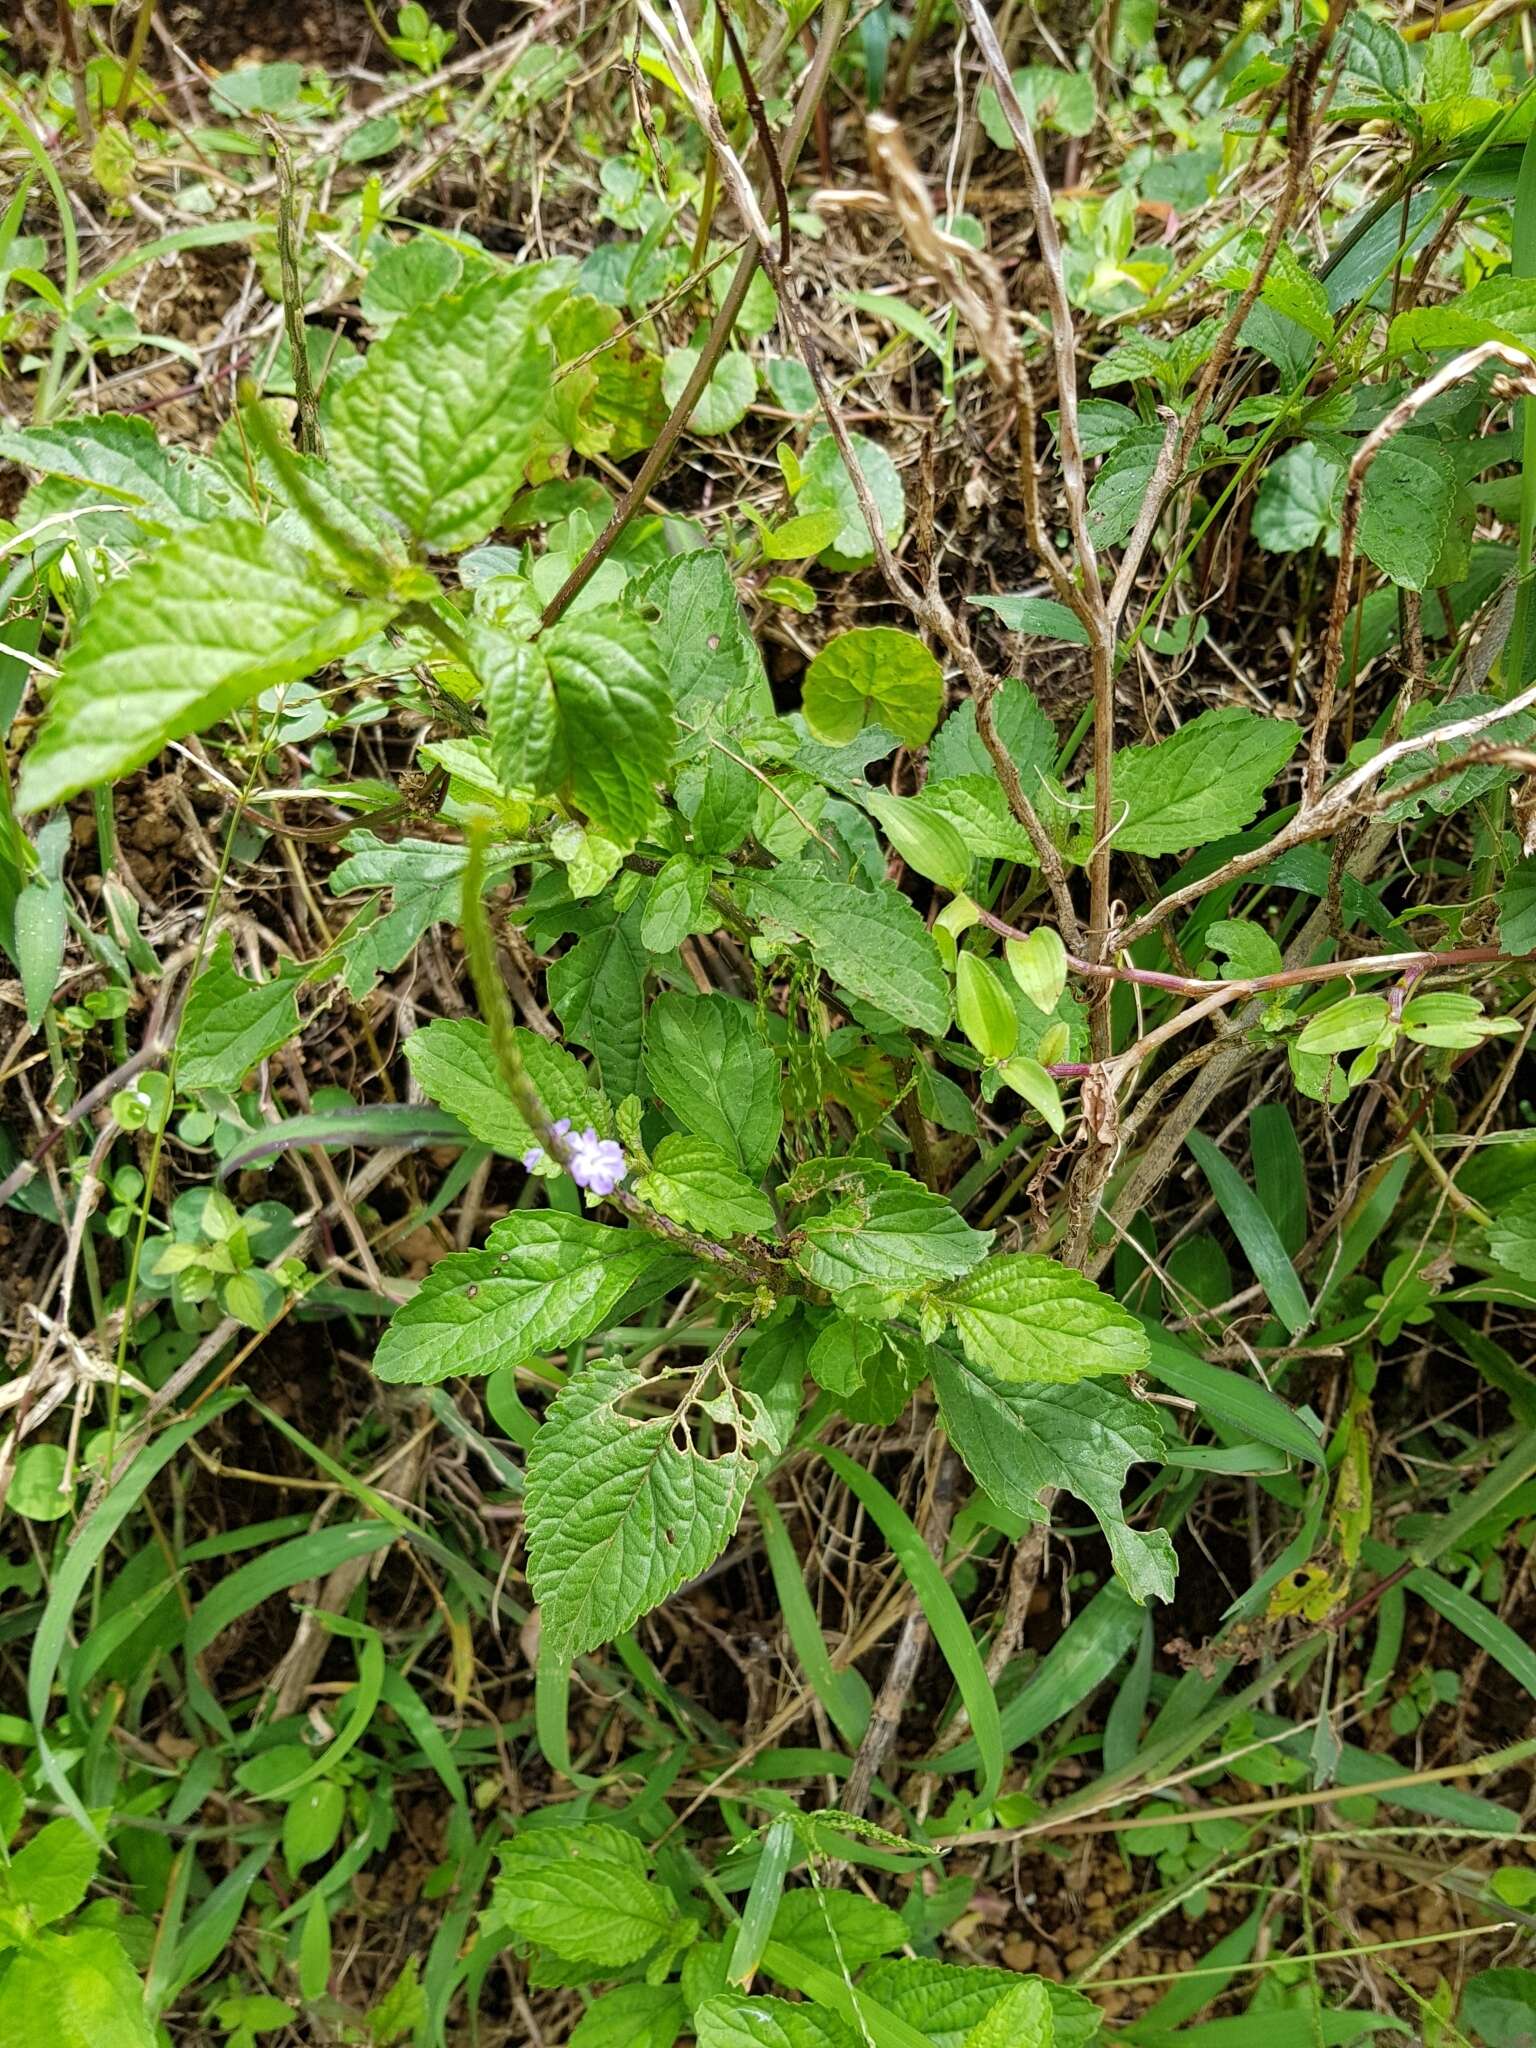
328;266;563;549
403;1017;610;1155
933;1348;1175;1604
17;519;396;814
1104;706;1300;856
525;1357;768;1658
493;1822;681;1968
373;1214;675;1384
744;866;950;1036
802;627;943;751
940;1255;1148;1384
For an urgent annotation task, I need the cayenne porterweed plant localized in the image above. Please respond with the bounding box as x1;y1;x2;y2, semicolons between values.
2;2;1536;2043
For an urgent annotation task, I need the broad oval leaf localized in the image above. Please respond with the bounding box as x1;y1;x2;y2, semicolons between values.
328;266;561;550
940;1255;1149;1383
18;519;395;813
802;627;943;751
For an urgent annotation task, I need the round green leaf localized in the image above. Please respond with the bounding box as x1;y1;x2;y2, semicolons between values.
803;627;942;750
797;431;905;568
6;1442;73;1521
662;348;757;435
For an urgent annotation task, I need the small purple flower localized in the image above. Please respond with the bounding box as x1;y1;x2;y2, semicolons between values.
567;1126;626;1195
522;1117;571;1173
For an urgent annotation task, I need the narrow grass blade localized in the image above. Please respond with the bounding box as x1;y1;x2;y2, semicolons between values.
1187;1131;1311;1334
1250;1102;1306;1256
822;1447;1004;1803
937;1580;1140;1774
728;1814;796;1986
1142;1324;1323;1464
757;1487;873;1749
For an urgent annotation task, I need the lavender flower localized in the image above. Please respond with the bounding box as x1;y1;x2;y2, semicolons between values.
522;1117;571;1173
567;1126;626;1195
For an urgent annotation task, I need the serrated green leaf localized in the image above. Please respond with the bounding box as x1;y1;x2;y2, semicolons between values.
373;1213;668;1384
0;411;224;538
913;777;1044;866
860;1959;1101;2048
403;1016;607;1155
1390;275;1536;360
476;613;673;843
641;854;711;952
328;267;559;549
361;234;464;332
932;1349;1175;1604
788;1162;990;1298
1252;442;1339;554
1086;428;1168;549
0;1928;155;2048
178;931;307;1091
745;867;950;1036
635;1133;777;1238
802;627;942;751
644;992;782;1178
1108;706;1299;856
494;1821;680;1967
569;1984;688;2048
940;1254;1149;1383
696;1993;858;2048
6;1815;98;1926
929;677;1057;785
548;902;648;1097
525;1357;765;1657
1359;436;1456;591
962;1979;1054;2048
1488;1187;1536;1283
978;63;1096;147
770;1888;908;1972
17;520;395;813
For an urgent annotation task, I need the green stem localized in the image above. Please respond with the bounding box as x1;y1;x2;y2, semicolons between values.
1507;128;1536;688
